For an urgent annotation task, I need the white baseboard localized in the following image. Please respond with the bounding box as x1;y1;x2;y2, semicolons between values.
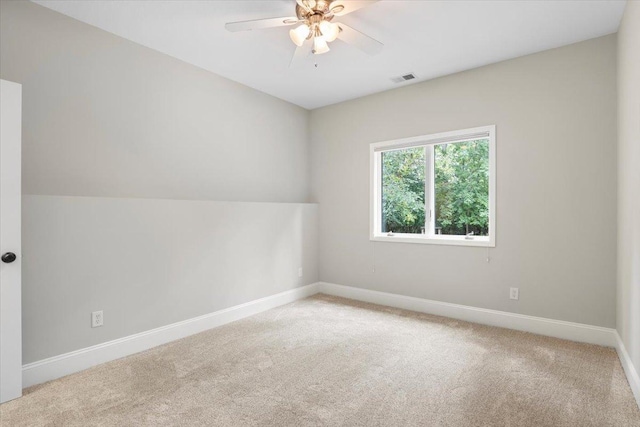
317;282;617;347
615;332;640;409
322;281;638;409
24;279;635;410
22;283;320;388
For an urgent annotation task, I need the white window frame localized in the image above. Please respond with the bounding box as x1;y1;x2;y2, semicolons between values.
370;125;496;247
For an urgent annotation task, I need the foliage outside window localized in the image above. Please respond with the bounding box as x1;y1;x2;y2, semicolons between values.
371;126;495;247
381;147;426;234
434;140;489;236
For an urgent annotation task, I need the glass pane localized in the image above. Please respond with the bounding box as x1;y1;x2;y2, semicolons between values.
434;139;489;236
381;147;426;234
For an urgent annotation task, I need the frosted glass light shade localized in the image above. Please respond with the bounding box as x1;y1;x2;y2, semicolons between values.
289;24;310;47
313;36;330;54
319;21;340;42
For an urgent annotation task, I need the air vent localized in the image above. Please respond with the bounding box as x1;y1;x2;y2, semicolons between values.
390;73;417;84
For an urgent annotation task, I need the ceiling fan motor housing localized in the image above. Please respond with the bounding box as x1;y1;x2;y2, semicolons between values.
295;0;341;21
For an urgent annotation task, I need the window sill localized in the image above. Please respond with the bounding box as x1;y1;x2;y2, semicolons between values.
370;233;495;247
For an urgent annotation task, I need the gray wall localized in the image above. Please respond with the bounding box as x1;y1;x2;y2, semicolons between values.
0;0;624;365
22;196;317;363
1;1;317;363
1;0;309;202
310;35;618;328
617;1;640;383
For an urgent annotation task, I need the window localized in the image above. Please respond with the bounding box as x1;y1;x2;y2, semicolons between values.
370;125;495;247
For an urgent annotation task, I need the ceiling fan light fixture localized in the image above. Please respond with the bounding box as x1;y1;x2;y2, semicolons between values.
289;23;310;46
226;0;383;65
313;35;330;54
319;20;340;42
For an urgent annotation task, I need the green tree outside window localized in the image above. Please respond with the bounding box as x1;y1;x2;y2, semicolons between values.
381;139;489;236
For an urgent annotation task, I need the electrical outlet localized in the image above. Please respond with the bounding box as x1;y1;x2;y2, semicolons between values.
91;310;103;328
298;267;303;278
510;288;519;300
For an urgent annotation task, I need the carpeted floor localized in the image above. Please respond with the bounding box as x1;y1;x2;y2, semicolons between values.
1;294;639;426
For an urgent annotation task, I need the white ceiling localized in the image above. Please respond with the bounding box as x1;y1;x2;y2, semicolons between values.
33;0;626;110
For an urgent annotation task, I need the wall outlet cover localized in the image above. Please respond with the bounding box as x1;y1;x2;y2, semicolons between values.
91;310;104;328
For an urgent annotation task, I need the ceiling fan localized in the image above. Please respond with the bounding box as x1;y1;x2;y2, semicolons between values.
225;0;382;66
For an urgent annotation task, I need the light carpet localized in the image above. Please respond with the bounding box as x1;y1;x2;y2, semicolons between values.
1;294;639;426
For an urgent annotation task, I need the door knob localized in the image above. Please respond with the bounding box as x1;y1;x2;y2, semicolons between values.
1;252;17;263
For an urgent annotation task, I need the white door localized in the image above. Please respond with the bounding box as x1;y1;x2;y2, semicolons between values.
0;79;22;403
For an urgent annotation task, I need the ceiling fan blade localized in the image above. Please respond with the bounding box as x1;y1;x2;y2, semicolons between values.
330;0;379;17
336;23;383;55
225;16;299;32
289;39;313;68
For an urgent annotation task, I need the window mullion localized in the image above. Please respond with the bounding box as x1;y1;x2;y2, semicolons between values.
423;146;428;236
428;145;436;236
377;151;384;234
423;145;435;236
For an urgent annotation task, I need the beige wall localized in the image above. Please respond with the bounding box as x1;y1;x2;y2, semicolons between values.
311;35;618;327
617;0;640;384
